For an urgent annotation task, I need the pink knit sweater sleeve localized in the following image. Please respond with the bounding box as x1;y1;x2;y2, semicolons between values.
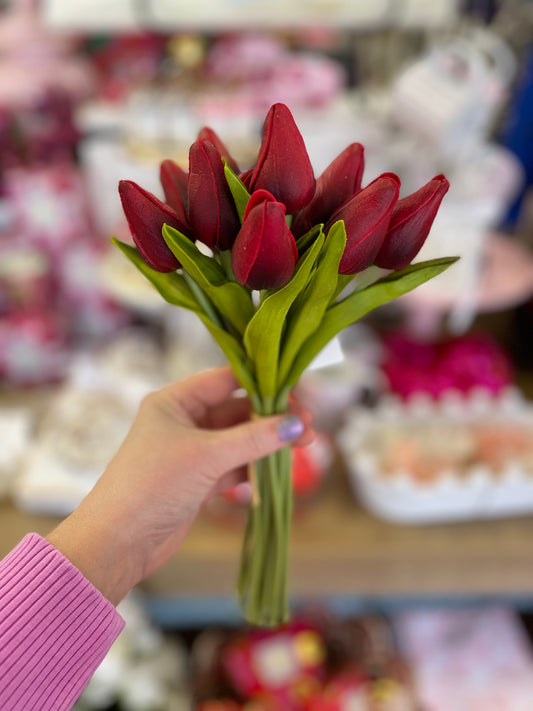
0;533;125;711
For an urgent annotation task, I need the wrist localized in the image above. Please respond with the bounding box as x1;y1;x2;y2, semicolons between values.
46;506;138;606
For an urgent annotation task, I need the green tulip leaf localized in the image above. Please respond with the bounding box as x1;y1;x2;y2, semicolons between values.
224;161;251;223
111;238;199;311
111;239;257;397
282;256;459;389
198;314;258;398
331;273;358;302
244;232;325;402
163;225;254;334
331;264;386;304
295;223;323;255
278;222;345;386
163;225;226;284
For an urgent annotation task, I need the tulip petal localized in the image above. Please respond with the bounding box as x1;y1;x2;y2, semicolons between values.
243;188;277;220
119;179;192;273
160;159;188;222
326;173;400;275
232;191;298;290
198;126;240;174
292;142;365;237
188;139;241;251
239;167;254;189
249;103;316;214
375;174;450;270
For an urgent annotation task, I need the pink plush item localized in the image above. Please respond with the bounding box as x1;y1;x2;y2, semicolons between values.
0;533;124;711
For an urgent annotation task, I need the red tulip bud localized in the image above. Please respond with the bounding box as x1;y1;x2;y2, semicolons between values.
326;173;400;275
248;103;316;214
160;159;188;223
232;190;298;290
119;179;192;273
188;139;241;251
375;174;450;270
292;142;365;238
198;126;240;174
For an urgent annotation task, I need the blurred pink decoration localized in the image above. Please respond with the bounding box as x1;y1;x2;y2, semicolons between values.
394;607;533;711
381;331;514;400
0;0;96;109
206;34;284;82
0;93;80;173
0;243;54;313
203;34;346;115
88;34;167;102
58;240;131;340
0;309;70;387
5;163;94;253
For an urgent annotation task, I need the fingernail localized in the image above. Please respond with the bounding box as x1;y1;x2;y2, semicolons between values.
277;415;305;442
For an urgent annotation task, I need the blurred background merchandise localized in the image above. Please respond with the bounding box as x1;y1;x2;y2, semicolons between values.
2;0;533;708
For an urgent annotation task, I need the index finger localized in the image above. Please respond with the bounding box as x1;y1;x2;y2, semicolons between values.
164;366;245;419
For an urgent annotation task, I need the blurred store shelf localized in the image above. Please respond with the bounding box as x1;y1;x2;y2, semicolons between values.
403;233;533;316
42;0;460;32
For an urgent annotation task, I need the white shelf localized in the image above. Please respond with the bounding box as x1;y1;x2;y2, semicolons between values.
42;0;460;32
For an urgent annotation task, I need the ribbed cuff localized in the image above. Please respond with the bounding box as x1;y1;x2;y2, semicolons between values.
0;533;125;711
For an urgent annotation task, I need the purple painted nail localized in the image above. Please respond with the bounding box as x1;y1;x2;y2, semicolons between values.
277;415;305;442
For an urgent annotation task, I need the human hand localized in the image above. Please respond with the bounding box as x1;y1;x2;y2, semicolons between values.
47;367;314;605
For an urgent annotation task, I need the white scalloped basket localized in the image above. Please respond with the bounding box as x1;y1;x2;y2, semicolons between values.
338;388;533;524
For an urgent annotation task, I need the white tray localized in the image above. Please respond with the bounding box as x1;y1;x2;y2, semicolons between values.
338;388;533;524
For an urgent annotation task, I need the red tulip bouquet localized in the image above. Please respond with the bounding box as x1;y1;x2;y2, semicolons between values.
113;103;455;626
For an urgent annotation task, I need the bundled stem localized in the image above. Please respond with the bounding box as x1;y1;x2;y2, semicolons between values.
238;395;293;626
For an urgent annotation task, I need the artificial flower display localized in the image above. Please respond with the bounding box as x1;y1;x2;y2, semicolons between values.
114;102;454;626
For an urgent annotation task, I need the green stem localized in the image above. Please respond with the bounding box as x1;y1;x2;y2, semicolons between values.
237;510;253;599
279;446;292;619
296;223;322;255
260;458;277;623
274;388;291;414
183;269;243;340
182;272;224;328
248;462;269;620
268;448;287;624
218;249;235;281
261;396;276;416
250;391;263;413
238;391;293;626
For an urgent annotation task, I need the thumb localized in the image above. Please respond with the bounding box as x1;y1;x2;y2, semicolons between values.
208;414;305;475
